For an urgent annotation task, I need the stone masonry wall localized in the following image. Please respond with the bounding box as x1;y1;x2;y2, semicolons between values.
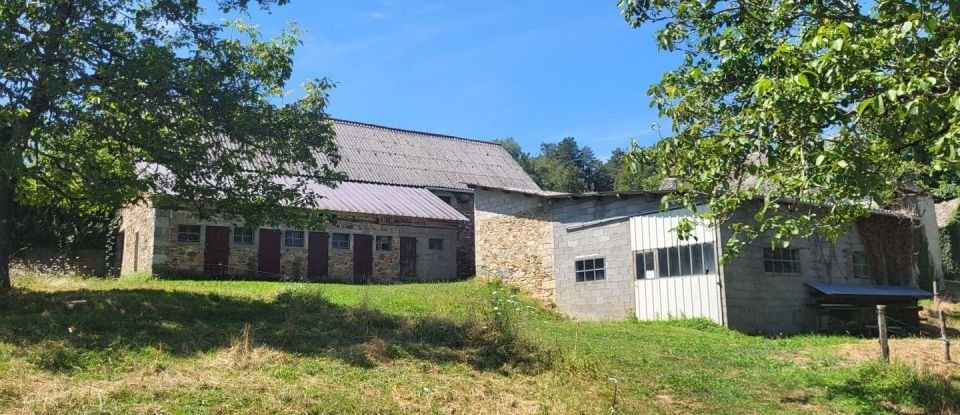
118;201;156;276
149;207;458;282
430;190;475;278
474;189;555;302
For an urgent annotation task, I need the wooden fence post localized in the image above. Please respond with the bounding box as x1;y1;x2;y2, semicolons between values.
877;305;889;362
934;281;952;362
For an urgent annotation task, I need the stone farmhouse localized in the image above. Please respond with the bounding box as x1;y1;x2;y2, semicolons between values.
473;185;942;335
117;119;540;282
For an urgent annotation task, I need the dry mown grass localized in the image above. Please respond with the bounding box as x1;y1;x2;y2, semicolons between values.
3;275;960;414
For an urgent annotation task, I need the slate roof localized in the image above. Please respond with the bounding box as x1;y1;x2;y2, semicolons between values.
331;119;541;192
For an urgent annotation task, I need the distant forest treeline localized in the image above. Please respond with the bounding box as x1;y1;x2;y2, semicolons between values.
493;137;662;193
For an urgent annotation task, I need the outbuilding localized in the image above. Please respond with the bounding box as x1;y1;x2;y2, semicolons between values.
473;186;940;334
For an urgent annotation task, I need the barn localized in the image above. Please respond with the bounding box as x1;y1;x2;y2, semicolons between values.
116;119;541;282
473;185;941;335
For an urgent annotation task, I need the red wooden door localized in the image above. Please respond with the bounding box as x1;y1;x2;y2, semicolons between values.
258;229;282;278
308;232;329;281
353;234;373;283
400;237;417;279
204;226;231;276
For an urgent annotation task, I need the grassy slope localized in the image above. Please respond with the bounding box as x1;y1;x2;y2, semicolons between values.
0;276;957;414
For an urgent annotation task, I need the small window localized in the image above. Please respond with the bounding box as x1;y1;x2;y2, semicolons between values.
575;257;606;282
438;195;452;205
428;238;444;250
177;225;201;243
763;247;801;274
376;236;392;251
852;251;870;278
233;227;254;245
284;230;305;247
654;243;716;278
636;251;655;279
332;233;350;249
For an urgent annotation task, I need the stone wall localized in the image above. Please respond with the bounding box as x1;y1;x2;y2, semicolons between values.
431;189;475;278
551;195;661;320
474;189;555;301
118;201;156;276
147;207;458;282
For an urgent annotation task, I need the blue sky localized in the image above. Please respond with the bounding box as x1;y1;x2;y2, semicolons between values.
226;1;680;158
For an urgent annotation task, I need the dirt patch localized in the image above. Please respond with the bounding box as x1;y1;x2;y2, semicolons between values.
836;338;960;377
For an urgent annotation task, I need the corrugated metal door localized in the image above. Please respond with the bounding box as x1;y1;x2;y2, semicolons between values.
399;237;417;279
630;209;725;324
353;234;373;283
204;226;230;276
258;229;282;278
308;232;329;281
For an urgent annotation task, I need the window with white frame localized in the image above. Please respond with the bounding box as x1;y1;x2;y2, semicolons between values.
575;257;605;282
233;227;254;245
653;243;716;278
284;230;305;247
177;225;201;243
332;233;350;249
852;251;870;278
376;236;392;251
763;247;801;274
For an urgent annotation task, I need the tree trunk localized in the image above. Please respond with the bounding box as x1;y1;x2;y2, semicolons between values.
0;174;13;292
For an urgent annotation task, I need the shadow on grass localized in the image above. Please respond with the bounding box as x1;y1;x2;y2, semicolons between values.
0;287;549;374
812;362;960;415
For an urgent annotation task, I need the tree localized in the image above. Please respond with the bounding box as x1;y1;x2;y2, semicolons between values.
619;0;960;255
0;0;345;291
608;146;663;191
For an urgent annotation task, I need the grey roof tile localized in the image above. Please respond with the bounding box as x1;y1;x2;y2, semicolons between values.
332;120;541;191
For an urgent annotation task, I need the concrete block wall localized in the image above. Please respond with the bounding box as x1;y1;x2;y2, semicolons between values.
719;205;877;334
551;195;661;320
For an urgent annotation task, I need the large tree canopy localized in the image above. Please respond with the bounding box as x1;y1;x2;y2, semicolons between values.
620;0;960;254
0;0;344;290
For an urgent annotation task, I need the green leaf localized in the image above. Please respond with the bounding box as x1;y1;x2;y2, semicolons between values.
815;154;826;166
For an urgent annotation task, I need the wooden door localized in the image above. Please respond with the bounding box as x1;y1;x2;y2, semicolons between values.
204;226;230;276
307;232;329;281
353;234;373;283
399;237;417;279
258;229;282;278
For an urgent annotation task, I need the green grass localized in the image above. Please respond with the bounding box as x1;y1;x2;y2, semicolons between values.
0;275;957;414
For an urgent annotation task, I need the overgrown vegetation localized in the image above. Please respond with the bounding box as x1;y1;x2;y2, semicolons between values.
0;275;957;414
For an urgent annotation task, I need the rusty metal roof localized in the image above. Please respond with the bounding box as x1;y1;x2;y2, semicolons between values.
332;119;541;192
306;181;468;222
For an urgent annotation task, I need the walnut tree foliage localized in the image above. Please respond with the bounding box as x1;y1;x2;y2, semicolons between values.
620;0;960;256
0;0;345;290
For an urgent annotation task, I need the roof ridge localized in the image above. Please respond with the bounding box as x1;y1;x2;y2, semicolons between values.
330;118;503;147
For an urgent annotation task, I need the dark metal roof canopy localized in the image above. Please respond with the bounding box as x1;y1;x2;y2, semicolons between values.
806;282;933;298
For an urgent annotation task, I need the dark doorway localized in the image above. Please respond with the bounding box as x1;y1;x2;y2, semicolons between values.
353;234;373;283
399;237;417;280
258;229;282;278
308;231;329;281
204;226;230;276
